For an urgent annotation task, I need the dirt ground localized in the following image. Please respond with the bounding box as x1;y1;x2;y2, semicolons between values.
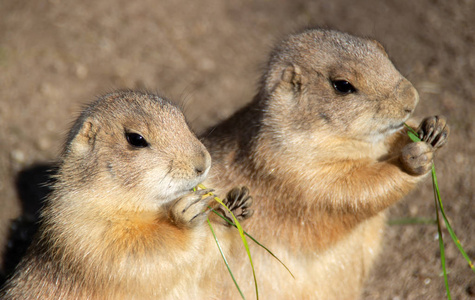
0;0;473;298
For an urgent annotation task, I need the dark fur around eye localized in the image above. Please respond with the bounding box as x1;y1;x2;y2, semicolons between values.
332;80;357;94
125;132;149;148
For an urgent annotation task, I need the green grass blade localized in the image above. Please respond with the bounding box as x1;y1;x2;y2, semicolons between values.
405;123;475;271
207;218;245;300
433;175;451;299
404;123;421;143
209;208;295;279
198;184;259;299
407;131;420;143
403;122;475;299
431;164;475;272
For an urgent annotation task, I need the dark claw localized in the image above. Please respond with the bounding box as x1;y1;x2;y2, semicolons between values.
196;188;214;196
181;189;214;212
219;186;254;225
432;131;447;149
417;118;434;142
417;115;449;149
240;210;254;219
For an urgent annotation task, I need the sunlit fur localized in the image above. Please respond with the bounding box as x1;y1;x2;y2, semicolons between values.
202;29;434;299
0;91;238;299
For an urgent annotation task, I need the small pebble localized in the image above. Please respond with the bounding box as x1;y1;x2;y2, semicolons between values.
455;153;464;164
409;205;418;216
37;138;51;151
11;149;25;164
75;63;88;79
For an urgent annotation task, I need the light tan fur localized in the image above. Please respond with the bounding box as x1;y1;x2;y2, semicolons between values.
202;29;449;299
0;91;248;299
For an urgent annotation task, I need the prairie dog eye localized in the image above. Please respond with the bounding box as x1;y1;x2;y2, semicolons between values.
332;80;357;94
125;132;149;148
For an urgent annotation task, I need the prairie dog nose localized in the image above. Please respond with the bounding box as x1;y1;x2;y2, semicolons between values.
397;78;419;115
193;148;211;176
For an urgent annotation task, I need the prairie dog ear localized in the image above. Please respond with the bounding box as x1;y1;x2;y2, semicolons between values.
371;39;388;57
280;63;304;94
70;118;99;155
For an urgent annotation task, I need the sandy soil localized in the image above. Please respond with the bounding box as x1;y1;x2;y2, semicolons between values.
0;0;473;298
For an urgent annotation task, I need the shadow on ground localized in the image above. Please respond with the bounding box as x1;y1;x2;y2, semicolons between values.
0;164;56;287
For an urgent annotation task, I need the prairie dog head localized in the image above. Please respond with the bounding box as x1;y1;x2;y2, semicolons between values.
260;29;419;147
61;91;210;211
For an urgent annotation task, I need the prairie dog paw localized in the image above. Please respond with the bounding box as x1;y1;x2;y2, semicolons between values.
217;186;254;226
417;115;449;149
169;189;214;227
401;142;433;175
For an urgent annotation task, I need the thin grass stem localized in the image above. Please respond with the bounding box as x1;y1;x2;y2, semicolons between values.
207;218;245;299
404;123;474;299
198;184;259;299
209;208;295;279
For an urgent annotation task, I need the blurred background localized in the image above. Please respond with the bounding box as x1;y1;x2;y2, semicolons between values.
0;0;474;298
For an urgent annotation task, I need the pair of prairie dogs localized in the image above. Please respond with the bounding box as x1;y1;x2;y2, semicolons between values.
1;28;449;299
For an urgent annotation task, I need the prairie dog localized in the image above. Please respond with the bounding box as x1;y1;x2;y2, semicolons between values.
202;29;449;299
0;91;253;299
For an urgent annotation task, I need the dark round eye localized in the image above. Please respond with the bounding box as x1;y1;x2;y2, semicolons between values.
332;80;356;94
125;132;149;148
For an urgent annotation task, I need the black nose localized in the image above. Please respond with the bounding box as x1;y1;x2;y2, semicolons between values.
193;149;211;176
195;166;205;175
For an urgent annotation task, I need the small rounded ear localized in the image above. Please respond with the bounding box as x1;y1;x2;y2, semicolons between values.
70;119;99;155
282;63;302;86
371;39;389;57
279;63;304;95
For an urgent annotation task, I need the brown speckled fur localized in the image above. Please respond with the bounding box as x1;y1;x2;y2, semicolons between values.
0;91;245;299
202;29;449;299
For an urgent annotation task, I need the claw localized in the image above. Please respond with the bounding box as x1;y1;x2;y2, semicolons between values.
218;186;254;225
196;188;214;196
432;131;448;149
416;115;449;148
